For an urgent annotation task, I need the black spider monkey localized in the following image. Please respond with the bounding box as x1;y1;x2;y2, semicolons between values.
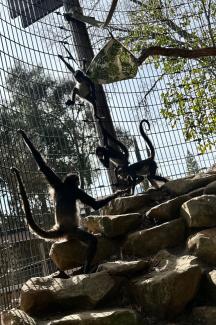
116;119;168;194
11;130;126;278
58;47;96;108
95;114;129;171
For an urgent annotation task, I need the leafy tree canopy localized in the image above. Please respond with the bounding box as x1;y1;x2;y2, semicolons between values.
126;0;216;153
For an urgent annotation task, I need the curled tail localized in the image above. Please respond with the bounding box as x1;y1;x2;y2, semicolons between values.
139;119;155;160
11;167;64;240
96;114;129;161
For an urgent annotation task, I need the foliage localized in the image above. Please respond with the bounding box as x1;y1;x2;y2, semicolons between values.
126;0;216;153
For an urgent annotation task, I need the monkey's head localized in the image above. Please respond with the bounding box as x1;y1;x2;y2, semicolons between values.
116;167;128;180
64;173;80;187
74;70;85;82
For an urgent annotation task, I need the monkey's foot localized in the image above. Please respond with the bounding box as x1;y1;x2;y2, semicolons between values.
52;270;70;279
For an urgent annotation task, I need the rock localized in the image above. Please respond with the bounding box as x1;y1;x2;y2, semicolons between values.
97;260;149;276
146;187;205;222
100;193;155;215
20;272;122;316
47;308;140;324
122;218;185;257
146;195;190;222
204;180;216;195
129;251;202;319
181;195;216;228
192;306;216;325
163;173;216;196
82;213;142;238
201;270;216;303
50;235;118;271
1;308;36;325
187;228;216;264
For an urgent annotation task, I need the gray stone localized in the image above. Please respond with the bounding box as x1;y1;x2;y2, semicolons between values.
1;308;36;325
47;308;140;325
122;218;185;257
82;213;142;238
146;194;190;221
97;260;149;276
129;251;202;318
20;272;122;316
187;228;216;264
100;193;155;215
181;195;216;228
163;173;216;196
50;235;118;271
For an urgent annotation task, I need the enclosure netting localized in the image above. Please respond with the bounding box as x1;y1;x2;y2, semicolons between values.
0;0;215;310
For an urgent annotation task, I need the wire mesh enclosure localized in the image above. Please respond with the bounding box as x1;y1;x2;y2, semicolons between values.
0;0;215;311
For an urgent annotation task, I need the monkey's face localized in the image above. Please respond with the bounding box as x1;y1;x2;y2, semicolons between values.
117;168;128;180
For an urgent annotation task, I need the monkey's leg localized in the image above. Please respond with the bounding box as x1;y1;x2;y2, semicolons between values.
72;228;97;274
153;175;169;183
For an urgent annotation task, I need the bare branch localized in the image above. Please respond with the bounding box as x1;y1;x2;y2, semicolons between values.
137;46;216;65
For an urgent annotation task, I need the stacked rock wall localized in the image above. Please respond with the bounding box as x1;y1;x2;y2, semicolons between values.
2;169;216;324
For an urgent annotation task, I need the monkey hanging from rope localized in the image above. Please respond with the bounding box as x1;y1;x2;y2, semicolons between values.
116;119;168;194
58;45;96;108
12;130;127;278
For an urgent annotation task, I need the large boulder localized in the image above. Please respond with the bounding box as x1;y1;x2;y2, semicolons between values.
97;260;149;276
122;218;185;257
146;194;190;222
1;309;36;325
47;308;140;325
163;173;216;196
181;195;216;228
50;235;118;271
20;272;122;316
129;251;202;319
187;228;216;265
100;193;155;215
82;213;142;238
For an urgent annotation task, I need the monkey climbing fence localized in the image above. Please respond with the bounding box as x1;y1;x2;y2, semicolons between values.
0;0;215;310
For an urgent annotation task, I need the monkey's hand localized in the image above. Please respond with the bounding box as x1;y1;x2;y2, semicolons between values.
17;129;27;138
113;188;130;198
10;167;21;179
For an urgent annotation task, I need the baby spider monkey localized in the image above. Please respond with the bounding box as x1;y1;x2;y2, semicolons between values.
12;130;126;277
116;119;168;194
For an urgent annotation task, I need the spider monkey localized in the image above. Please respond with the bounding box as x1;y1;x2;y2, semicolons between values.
116;119;168;194
58;53;96;108
12;130;126;277
95;114;129;170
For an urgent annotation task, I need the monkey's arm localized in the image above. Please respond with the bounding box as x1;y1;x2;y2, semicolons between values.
58;55;76;74
18;130;62;189
77;188;124;210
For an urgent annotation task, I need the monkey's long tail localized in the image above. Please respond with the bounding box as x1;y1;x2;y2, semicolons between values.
11;167;64;240
139;119;155;160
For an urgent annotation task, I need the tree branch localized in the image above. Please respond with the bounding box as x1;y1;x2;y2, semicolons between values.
137;46;216;65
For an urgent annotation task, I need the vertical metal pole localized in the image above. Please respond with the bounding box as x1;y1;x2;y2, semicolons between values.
63;0;117;190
